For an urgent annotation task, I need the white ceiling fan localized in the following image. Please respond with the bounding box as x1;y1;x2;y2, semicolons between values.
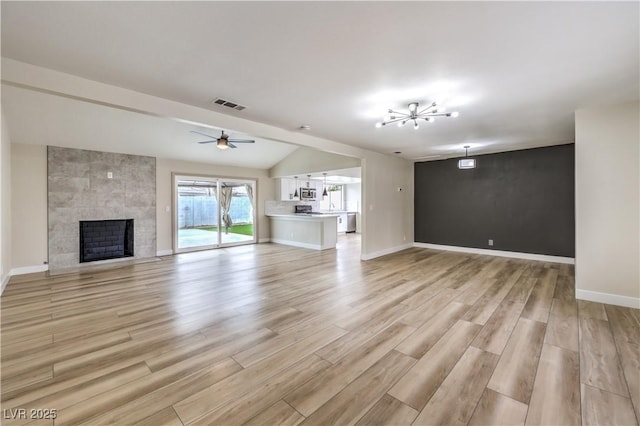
191;130;255;150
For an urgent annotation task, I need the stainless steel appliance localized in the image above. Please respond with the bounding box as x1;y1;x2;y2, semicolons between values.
346;213;357;232
295;205;313;214
299;187;316;200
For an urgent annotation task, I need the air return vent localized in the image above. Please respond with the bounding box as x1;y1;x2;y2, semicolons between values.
211;97;246;111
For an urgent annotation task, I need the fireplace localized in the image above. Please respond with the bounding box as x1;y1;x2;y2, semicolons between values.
79;219;134;263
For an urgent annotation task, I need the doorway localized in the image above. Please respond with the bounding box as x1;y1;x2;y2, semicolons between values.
173;175;257;253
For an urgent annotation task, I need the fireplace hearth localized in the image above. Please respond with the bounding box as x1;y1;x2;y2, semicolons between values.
79;219;134;263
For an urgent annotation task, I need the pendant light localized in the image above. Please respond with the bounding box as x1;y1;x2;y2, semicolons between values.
293;176;299;198
458;145;476;169
322;173;328;197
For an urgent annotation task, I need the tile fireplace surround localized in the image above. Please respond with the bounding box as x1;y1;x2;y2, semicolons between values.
47;146;156;272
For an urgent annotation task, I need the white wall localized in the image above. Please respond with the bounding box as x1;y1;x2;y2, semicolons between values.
270;147;413;258
156;158;275;253
269;147;361;178
10;144;48;272
1;110;13;292
345;183;361;213
361;151;414;259
575;101;640;308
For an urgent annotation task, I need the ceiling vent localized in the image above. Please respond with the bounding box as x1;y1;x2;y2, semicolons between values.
210;97;246;111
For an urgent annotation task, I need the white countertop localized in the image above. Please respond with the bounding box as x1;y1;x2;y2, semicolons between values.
267;213;339;219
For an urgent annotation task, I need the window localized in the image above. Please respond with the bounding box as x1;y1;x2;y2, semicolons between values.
319;184;344;211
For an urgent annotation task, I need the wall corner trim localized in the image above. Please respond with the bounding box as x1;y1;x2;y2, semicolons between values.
413;242;575;264
0;274;10;296
10;265;49;276
361;243;413;261
156;250;174;257
258;238;271;243
576;289;640;309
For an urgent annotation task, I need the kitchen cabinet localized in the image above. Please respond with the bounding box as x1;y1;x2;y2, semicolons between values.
278;178;299;201
277;177;325;201
267;214;338;250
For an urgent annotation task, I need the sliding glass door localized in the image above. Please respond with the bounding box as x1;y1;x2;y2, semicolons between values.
174;175;256;253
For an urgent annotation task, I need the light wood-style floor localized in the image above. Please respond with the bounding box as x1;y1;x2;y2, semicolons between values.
2;235;638;425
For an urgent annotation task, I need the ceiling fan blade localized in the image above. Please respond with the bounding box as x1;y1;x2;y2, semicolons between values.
228;143;238;149
197;140;217;144
228;139;255;144
190;130;218;139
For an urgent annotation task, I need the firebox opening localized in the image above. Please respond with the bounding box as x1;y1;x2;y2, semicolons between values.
79;219;134;263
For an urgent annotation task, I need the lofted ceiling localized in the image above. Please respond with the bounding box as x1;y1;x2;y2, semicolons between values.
1;85;298;169
1;1;638;162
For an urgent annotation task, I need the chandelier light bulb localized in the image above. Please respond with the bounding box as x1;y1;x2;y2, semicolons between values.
397;121;404;127
450;111;460;117
414;121;419;130
375;122;382;128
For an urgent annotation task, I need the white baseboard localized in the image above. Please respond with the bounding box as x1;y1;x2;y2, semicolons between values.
156;249;174;256
258;238;271;243
413;242;575;265
10;265;49;276
1;273;9;296
270;238;326;251
361;243;413;261
576;289;640;309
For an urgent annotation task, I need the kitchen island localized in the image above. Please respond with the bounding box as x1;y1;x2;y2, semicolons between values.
267;214;338;250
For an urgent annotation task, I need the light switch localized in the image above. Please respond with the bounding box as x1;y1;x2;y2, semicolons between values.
107;172;113;179
165;206;170;213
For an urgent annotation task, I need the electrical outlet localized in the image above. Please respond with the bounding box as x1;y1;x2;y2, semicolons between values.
488;239;494;246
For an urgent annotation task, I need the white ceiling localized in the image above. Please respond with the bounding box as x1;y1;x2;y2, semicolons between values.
1;1;638;161
1;85;298;169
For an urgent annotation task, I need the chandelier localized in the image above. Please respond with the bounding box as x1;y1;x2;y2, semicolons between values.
375;102;459;129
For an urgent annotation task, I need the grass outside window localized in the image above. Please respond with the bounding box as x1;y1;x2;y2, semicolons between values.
198;224;254;236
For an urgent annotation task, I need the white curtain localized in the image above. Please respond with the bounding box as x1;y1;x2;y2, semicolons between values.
207;186;216;200
220;186;233;233
244;183;254;210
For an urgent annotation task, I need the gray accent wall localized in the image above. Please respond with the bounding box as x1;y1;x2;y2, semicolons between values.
414;144;575;257
48;146;156;271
